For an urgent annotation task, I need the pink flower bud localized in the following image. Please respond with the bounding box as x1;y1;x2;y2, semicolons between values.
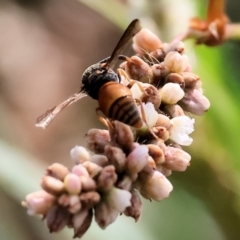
72;209;93;238
147;156;157;170
46;163;70;181
82;161;103;178
151;63;163;80
164;72;185;87
79;191;100;209
153;126;169;141
104;145;126;173
71;164;89;177
159;166;172;177
147;144;165;165
79;175;96;192
133;28;162;53
181;72;200;88
41;176;64;195
86;129;111;153
64;173;82;195
163;104;185;118
140;171;173;201
94;201;119;229
46;205;70;233
126;145;149;177
90;154;108;167
150;47;166;62
166;41;185;54
163;146;191;171
70;146;90;164
155;114;172;130
58;194;81;214
124;56;153;83
179;88;210;115
97;165;117;192
124;190;142;221
112;121;134;151
22;190;56;215
117;175;132;191
141;84;161;109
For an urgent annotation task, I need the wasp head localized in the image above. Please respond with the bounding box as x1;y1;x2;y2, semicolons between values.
81;57;119;100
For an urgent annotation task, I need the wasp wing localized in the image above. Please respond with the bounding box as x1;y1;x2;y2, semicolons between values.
107;19;141;68
35;92;87;129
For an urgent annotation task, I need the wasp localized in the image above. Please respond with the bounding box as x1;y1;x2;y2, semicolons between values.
36;19;143;129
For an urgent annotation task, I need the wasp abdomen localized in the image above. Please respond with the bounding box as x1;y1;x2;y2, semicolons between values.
98;82;143;128
109;95;142;128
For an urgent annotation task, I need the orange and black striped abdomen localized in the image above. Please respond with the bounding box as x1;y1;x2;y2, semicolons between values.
98;82;143;128
109;95;142;128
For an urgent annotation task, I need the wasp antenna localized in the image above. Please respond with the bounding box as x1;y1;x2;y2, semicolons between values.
118;55;129;61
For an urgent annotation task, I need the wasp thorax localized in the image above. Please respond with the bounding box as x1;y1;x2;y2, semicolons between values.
81;61;119;100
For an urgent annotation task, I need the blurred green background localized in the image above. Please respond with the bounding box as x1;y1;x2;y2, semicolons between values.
0;0;240;239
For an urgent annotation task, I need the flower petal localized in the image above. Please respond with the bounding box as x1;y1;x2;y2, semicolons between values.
138;102;158;128
107;187;132;213
160;83;185;104
140;171;173;201
170;116;195;146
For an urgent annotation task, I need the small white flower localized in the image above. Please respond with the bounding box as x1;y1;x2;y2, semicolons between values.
138;102;158;128
130;82;143;100
169;116;195;146
107;187;132;212
160;83;185;104
164;51;189;73
118;68;130;86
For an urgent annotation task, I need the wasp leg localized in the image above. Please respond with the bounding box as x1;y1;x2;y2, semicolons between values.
135;99;158;140
117;68;132;85
127;80;145;92
96;108;109;126
95;107;116;134
96;107;118;142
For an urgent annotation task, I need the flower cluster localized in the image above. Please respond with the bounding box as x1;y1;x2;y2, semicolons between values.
22;27;210;238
